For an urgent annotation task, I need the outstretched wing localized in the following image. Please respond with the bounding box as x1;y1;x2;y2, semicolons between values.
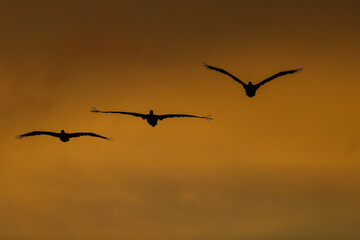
91;107;147;119
256;68;302;87
158;114;213;121
16;131;59;139
203;63;246;87
67;132;110;141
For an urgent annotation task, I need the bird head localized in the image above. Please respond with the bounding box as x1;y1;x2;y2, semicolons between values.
248;81;253;86
61;130;65;133
149;110;154;115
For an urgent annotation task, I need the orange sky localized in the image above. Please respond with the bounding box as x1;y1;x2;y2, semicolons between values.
0;1;360;239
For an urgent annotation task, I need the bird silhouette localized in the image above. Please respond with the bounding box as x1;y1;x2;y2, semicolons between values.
91;107;212;127
16;130;110;142
203;64;302;97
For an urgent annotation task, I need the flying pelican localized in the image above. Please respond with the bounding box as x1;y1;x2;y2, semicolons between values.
91;107;212;127
16;130;110;142
203;64;302;97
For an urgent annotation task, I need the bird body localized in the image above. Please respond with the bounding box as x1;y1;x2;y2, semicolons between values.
146;113;159;127
91;107;212;127
243;82;259;97
59;130;70;142
16;130;110;142
203;64;302;97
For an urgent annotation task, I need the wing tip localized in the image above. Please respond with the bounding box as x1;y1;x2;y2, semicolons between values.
15;135;23;139
205;115;213;120
202;63;211;69
90;106;100;113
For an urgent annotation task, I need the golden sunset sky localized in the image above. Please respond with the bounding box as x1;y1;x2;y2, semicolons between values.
0;0;359;239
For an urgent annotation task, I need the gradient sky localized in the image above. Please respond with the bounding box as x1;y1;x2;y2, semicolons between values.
0;1;360;239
